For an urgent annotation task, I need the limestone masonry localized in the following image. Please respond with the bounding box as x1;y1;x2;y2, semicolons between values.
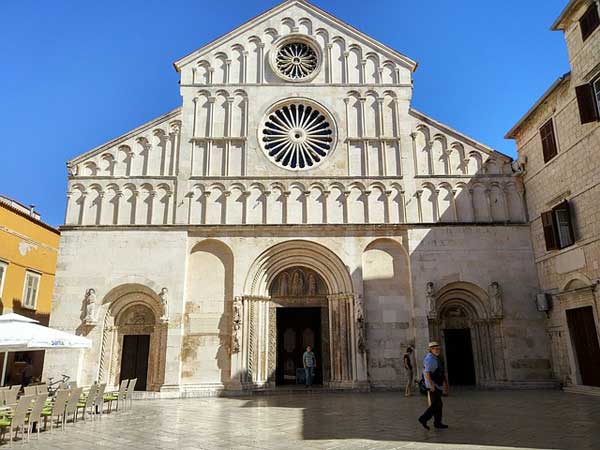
45;0;557;394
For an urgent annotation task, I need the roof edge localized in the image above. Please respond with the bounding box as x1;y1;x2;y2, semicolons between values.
0;201;60;235
173;0;417;73
505;72;571;139
551;0;584;30
69;107;182;165
409;108;512;160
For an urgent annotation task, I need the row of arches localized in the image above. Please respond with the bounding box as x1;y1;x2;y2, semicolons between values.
65;179;526;226
415;182;525;224
185;180;525;226
75;121;181;179
67;183;174;226
412;124;510;176
193;90;248;138
188;19;404;85
346;91;399;138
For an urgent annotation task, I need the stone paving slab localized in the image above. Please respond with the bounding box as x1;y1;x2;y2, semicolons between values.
4;390;600;450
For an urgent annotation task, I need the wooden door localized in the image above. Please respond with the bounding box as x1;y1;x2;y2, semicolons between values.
566;307;600;387
119;335;150;391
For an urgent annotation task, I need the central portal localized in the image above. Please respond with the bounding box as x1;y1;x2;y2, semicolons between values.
276;307;322;385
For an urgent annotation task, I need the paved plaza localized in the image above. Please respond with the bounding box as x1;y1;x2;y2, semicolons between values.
10;390;600;450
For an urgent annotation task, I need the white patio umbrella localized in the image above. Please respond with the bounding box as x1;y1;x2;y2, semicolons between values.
0;313;92;386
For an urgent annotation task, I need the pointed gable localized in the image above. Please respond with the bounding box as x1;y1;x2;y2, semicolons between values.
173;0;417;86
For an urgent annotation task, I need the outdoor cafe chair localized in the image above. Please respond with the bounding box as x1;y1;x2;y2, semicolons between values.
77;384;97;421
23;386;36;397
64;387;83;424
93;383;106;418
4;387;18;407
104;379;128;412
41;389;69;432
125;378;137;410
0;394;35;445
26;393;48;441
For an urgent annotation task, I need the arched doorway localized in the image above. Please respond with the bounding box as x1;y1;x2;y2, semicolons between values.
98;284;167;391
269;267;329;385
238;240;360;388
438;302;477;386
428;282;506;387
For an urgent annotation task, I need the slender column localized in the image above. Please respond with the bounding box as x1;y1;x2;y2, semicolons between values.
359;59;367;84
325;44;333;83
225;59;231;84
415;190;423;223
208;68;214;85
113;191;122;225
517;185;528;222
343;98;351;175
377;67;383;85
241;51;248;84
383;190;392;224
409;131;419;175
342;191;350;223
358;97;367;137
501;187;510;222
484;188;493;222
451;189;458;222
322;190;330;224
468;188;476;222
376;97;385;137
342;51;349;84
399;189;407;223
302;191;310;224
282;191;290;225
169;120;181;177
258;44;265;84
433;189;440;222
65;190;74;225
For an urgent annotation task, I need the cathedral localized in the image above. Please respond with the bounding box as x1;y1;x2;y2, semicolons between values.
46;0;553;394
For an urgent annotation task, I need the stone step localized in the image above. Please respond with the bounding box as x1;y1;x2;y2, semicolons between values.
563;385;600;397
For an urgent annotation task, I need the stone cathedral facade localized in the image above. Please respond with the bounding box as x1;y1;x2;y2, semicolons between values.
46;0;553;394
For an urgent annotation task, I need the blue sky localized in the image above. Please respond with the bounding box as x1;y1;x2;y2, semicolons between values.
0;0;569;226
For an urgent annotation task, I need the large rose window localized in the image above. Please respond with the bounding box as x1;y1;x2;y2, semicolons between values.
259;100;336;170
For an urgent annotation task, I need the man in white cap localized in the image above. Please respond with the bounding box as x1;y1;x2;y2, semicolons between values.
418;341;449;430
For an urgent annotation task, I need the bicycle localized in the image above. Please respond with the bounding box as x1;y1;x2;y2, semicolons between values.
47;374;70;396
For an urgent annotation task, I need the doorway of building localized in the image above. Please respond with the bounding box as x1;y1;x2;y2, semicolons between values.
276;307;322;385
444;329;476;385
119;334;150;391
566;306;600;387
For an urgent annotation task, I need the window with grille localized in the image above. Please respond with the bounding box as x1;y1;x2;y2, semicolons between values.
539;119;558;163
22;271;41;309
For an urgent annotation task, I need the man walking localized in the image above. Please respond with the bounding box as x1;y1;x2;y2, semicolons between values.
418;341;449;430
403;346;414;396
303;345;316;387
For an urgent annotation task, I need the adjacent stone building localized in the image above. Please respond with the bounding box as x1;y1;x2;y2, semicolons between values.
45;0;553;395
506;0;600;391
